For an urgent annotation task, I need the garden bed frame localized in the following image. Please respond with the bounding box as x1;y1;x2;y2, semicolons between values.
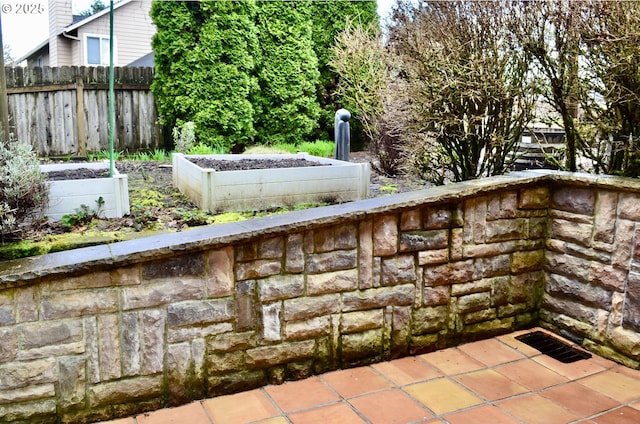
41;162;130;220
172;153;370;212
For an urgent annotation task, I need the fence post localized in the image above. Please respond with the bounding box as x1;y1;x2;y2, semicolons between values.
76;75;86;157
334;108;351;161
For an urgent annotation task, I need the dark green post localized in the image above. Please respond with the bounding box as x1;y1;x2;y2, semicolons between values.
0;12;10;145
108;0;115;176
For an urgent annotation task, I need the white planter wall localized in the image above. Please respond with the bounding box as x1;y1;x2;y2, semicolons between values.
41;162;130;220
173;153;370;212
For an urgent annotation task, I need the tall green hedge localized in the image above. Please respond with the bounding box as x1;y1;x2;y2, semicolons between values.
150;1;197;134
151;0;379;151
151;0;259;151
253;1;320;145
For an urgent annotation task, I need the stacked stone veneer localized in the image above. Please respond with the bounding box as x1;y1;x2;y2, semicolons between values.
0;170;637;423
541;177;640;368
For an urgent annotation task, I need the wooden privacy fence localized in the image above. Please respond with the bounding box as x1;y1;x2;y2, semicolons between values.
5;66;164;157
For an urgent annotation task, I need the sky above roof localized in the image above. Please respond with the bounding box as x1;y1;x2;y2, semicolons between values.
2;0;93;61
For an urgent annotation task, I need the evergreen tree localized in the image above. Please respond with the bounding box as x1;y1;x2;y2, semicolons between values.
192;0;259;150
151;0;259;151
150;1;198;139
152;0;373;149
253;1;320;145
78;0;107;17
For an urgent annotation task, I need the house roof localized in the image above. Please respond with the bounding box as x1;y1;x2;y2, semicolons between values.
63;0;133;34
72;14;87;25
16;0;134;64
127;51;154;67
16;39;49;64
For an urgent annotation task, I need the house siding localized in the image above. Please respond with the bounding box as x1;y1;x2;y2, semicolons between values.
24;0;155;67
116;0;155;65
26;50;50;68
76;0;155;66
48;0;74;66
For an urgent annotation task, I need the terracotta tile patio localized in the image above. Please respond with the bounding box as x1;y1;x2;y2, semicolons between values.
96;328;640;424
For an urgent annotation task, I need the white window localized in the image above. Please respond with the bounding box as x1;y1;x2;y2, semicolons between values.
85;35;115;66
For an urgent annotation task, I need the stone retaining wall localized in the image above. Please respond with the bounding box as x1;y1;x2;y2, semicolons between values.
541;175;640;368
0;170;638;423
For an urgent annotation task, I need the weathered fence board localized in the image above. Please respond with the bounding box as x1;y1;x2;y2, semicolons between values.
5;66;164;157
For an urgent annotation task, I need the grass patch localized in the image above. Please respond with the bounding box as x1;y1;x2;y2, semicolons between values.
243;141;335;157
88;150;124;161
297;141;335;157
187;143;227;155
243;145;295;155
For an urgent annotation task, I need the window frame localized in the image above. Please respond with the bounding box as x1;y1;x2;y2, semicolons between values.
84;33;117;66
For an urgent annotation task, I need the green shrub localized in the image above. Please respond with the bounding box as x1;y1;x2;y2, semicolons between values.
173;208;212;226
151;0;379;150
0;141;49;241
60;197;104;229
309;0;378;142
172;121;196;153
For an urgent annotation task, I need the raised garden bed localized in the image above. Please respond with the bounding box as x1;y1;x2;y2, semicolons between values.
172;153;370;212
41;162;130;220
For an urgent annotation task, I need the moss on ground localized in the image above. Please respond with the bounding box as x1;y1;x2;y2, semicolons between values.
0;233;122;260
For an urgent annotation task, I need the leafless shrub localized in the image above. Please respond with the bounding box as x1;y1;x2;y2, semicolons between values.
330;21;404;176
577;1;640;176
389;0;535;182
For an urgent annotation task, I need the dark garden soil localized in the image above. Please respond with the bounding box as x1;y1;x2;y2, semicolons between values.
46;168;111;181
36;152;428;239
188;157;329;171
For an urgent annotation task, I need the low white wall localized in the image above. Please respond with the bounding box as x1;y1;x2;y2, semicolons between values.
173;153;370;212
41;162;130;220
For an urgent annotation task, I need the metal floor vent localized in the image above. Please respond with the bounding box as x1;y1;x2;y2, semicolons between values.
516;331;592;363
